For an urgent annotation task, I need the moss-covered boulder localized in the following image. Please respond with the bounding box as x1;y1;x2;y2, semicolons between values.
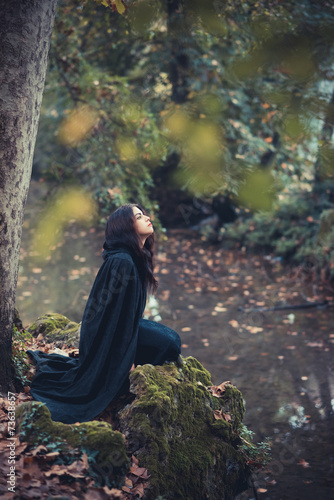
118;356;250;499
19;328;251;499
27;313;81;347
15;401;129;487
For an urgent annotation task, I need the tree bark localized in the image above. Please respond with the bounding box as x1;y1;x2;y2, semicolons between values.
314;89;334;189
0;0;58;393
167;0;190;104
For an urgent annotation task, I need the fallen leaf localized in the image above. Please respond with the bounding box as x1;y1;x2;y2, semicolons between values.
229;319;239;328
124;477;133;488
213;410;223;420
44;451;60;462
307;341;323;348
121;486;132;493
130;464;148;477
298;459;310;468
30;445;48;456
207;381;231;397
132;482;145;498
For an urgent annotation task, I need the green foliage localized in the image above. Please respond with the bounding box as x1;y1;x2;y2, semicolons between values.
12;326;33;387
34;0;334;238
35;0;168;231
223;190;334;280
237;423;271;468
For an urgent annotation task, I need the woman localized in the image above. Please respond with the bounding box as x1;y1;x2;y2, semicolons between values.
27;204;181;424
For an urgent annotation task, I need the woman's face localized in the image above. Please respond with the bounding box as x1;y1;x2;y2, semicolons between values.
132;207;154;238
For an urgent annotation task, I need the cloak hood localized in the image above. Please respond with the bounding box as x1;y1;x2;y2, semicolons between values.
102;239;136;259
102;240;146;283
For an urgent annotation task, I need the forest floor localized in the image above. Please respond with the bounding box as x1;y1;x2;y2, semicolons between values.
1;182;334;499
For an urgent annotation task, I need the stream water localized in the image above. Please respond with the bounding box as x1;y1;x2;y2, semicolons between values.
17;181;334;499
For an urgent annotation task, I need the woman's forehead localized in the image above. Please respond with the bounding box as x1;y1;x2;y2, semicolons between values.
133;206;143;215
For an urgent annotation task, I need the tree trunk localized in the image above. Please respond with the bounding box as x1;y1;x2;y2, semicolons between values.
0;0;58;393
167;0;190;104
314;89;334;189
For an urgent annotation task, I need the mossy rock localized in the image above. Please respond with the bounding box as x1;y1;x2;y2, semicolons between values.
27;313;81;347
15;401;128;487
119;356;250;499
19;341;251;498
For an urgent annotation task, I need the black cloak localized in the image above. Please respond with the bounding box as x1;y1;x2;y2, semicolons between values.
26;243;150;424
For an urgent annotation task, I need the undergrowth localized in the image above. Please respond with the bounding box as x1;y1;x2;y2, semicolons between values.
12;326;33;388
222;190;334;282
237;424;271;468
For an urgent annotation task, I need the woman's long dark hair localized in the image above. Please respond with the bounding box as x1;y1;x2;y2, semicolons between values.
104;203;158;294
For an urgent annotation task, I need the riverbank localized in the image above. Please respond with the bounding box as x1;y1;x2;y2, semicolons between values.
16;181;334;499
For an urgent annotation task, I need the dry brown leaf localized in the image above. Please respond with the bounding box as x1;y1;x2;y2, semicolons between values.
207;381;231;397
132;482;145;498
102;485;124;497
213;409;223;420
81;452;90;469
44;451;60;462
124;477;133;488
298;459;310;468
121;485;132;493
130;464;147;477
30;445;48;456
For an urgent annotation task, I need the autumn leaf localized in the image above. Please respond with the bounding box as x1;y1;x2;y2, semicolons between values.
298;459;310;468
130;463;150;478
124;477;133;488
44;451;60;462
207;381;231;397
213;409;232;422
30;445;48;456
114;0;126;15
131;483;145;498
213;409;223;420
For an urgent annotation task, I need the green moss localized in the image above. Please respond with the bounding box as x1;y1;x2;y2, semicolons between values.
28;313;71;336
12;325;33;388
17;347;252;498
210;419;232;440
16;401;129;486
27;313;80;346
119;356;250;499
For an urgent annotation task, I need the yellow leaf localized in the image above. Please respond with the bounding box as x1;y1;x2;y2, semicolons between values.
114;0;126;14
58;106;98;147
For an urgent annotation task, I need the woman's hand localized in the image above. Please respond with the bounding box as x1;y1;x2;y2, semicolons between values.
129;363;135;373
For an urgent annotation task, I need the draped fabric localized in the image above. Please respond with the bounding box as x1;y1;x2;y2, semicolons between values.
26;243;181;424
